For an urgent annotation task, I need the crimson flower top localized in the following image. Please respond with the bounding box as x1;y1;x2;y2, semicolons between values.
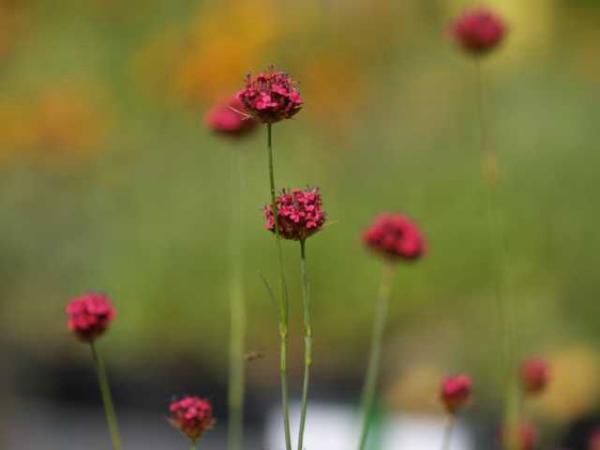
451;8;507;55
363;213;425;261
237;67;303;123
169;396;215;443
264;188;326;241
440;374;472;414
520;357;550;395
502;423;537;450
65;292;116;342
203;95;257;137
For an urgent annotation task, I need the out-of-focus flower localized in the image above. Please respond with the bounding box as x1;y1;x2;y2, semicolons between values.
33;87;110;157
533;346;599;422
589;428;600;450
502;423;537;450
168;396;215;443
300;52;367;136
65;292;116;342
363;213;425;262
520;357;550;395
203;95;257;137
440;374;472;414
451;8;507;55
237;67;303;124
132;0;281;105
264;187;326;241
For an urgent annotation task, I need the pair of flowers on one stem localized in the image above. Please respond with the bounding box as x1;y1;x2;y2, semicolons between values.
236;66;431;450
440;357;550;450
65;292;214;450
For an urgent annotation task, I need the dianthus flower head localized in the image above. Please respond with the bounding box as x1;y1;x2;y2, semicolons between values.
237;66;303;124
65;292;116;342
363;213;425;262
440;374;472;414
264;187;326;241
520;357;550;395
168;396;215;443
203;95;257;137
502;423;537;450
451;8;507;56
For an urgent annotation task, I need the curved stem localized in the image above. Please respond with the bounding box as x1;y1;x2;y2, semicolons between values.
267;123;292;450
297;239;312;450
357;263;395;450
90;342;122;450
441;415;455;450
228;148;246;450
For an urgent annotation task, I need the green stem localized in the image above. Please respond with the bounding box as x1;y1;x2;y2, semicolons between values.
190;444;198;450
297;239;312;450
357;263;395;450
441;415;455;450
90;342;122;450
228;148;246;450
267;123;292;450
476;61;519;450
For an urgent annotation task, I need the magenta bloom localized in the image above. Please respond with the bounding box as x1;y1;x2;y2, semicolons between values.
363;213;425;261
520;357;550;394
65;292;116;342
237;67;303;123
264;188;326;241
168;396;215;443
451;8;507;55
502;423;537;450
203;95;257;137
440;374;472;414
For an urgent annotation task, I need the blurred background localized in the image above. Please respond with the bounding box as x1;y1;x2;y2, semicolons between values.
1;0;600;449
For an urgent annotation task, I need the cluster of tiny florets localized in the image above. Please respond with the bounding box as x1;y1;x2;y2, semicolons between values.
204;95;257;137
168;396;215;442
451;8;507;55
363;213;425;261
237;68;303;124
264;188;326;241
440;374;472;414
65;292;116;342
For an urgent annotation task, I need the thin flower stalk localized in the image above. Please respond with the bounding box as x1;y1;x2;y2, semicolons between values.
297;238;312;450
357;263;395;450
476;61;519;450
228;148;246;450
267;123;292;450
90;342;122;450
441;415;455;450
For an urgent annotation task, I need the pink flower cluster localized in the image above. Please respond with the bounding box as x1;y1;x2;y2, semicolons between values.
65;292;116;342
451;8;507;55
203;96;257;137
264;188;326;241
440;374;472;414
168;396;215;442
237;67;303;124
503;423;537;450
363;213;425;261
520;357;550;395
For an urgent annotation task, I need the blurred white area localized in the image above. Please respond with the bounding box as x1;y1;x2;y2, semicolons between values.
266;402;474;450
382;415;473;450
266;402;358;450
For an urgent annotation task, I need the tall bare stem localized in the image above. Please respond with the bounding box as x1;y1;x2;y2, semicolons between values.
297;239;312;450
357;263;395;450
90;342;122;450
266;124;292;450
